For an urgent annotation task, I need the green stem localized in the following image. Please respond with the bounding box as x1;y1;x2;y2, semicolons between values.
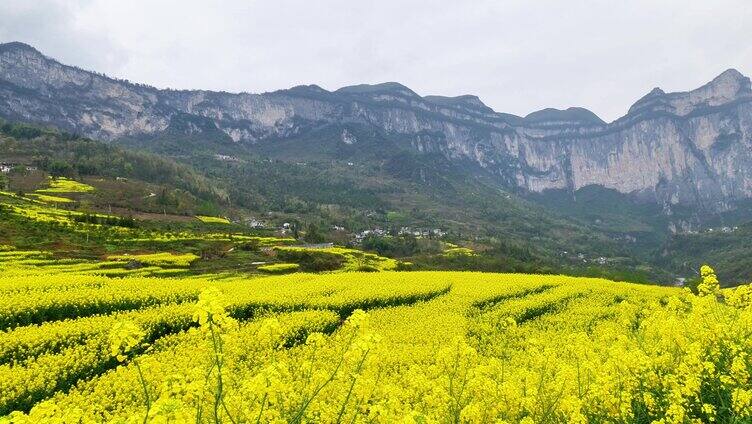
209;320;239;424
335;348;370;423
292;331;358;423
255;392;269;424
209;323;222;423
134;360;151;424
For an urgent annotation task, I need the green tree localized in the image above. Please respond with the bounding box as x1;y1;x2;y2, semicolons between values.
303;222;326;243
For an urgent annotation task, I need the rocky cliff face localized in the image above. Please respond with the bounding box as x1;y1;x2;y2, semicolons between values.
2;42;752;210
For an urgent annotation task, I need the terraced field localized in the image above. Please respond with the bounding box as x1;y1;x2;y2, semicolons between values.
2;267;750;423
1;178;751;423
0;190;396;277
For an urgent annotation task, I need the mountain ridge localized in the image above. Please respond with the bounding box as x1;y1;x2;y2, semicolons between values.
2;41;752;212
4;42;746;124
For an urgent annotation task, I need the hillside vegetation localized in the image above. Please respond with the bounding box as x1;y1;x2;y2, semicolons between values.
0;119;677;283
0;120;227;215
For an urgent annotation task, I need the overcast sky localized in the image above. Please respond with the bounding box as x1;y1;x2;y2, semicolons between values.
1;1;750;122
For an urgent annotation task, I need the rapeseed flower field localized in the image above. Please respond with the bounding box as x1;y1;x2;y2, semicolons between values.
0;263;749;423
36;177;95;194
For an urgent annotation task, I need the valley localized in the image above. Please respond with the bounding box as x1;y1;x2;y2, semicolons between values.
0;34;751;423
3;42;752;284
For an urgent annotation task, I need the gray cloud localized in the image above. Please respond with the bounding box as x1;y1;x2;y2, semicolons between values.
1;0;751;121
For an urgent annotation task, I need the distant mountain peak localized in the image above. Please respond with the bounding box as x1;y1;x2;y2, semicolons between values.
336;82;418;98
275;84;330;96
424;94;492;112
0;41;40;53
524;107;604;126
448;94;485;107
628;69;752;116
295;84;327;92
713;68;747;83
0;41;49;62
692;68;751;99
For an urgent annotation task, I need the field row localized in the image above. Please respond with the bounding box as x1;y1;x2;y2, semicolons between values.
3;271;752;422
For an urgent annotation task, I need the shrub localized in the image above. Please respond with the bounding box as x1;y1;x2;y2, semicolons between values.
257;263;300;274
274;248;345;272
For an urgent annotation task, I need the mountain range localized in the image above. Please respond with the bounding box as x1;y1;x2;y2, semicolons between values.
3;41;752;210
2;41;752;283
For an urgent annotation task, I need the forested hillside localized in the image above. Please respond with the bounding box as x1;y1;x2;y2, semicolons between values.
0;119;680;283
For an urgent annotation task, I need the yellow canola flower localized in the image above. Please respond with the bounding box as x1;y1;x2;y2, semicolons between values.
1;271;751;423
698;264;720;297
108;320;145;362
733;388;752;416
192;287;237;331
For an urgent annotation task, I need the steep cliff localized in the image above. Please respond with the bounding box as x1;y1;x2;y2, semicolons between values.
2;41;751;211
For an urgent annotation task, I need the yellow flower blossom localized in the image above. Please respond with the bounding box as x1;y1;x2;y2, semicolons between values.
108;320;146;362
697;265;720;297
